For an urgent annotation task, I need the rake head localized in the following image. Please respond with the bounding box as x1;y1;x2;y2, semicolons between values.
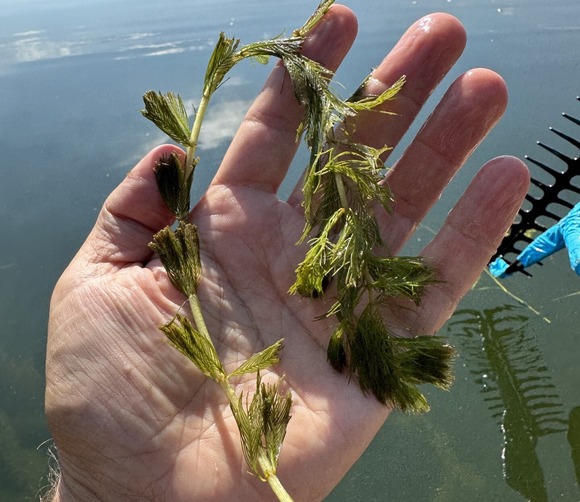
489;97;580;276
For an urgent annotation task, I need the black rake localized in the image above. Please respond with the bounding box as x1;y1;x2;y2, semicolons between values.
489;96;580;276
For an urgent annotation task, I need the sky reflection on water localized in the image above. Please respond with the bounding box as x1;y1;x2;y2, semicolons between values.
1;0;579;500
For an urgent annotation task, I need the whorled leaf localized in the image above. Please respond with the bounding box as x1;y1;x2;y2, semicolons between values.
347;75;406;111
160;313;225;381
141;91;192;146
346;305;454;412
290;208;344;297
396;336;455;389
149;222;201;297
230;373;293;481
329;209;380;288
153;152;193;221
228;340;285;379
327;325;347;371
319;147;393;210
368;255;437;305
204;32;241;95
293;0;336;38
247;374;293;475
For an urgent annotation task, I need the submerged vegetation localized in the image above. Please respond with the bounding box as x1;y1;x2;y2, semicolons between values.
142;0;452;498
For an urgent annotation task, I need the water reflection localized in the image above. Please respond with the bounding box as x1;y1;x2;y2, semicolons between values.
3;0;580;499
0;26;209;72
448;306;568;501
569;407;580;488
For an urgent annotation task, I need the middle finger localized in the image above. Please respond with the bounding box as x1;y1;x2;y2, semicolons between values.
287;12;467;206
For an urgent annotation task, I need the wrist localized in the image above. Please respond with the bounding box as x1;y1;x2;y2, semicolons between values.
44;474;102;502
40;457;103;502
40;482;58;502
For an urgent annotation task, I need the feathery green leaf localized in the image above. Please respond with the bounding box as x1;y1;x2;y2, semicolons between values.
293;0;335;37
141;91;192;146
149;222;201;297
369;256;437;304
204;32;241;95
160;314;225;381
248;374;293;472
153;152;193;221
228;340;285;378
347;75;406;110
230;373;292;481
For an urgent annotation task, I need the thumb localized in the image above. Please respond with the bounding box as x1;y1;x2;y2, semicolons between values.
75;145;181;271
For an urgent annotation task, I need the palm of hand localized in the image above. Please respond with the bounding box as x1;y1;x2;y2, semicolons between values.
48;177;385;501
45;7;529;502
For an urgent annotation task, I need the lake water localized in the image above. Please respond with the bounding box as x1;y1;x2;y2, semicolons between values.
1;0;579;500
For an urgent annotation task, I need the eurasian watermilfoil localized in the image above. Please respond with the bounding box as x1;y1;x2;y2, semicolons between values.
141;1;454;499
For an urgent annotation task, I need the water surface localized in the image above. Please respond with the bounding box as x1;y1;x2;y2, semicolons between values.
1;0;579;500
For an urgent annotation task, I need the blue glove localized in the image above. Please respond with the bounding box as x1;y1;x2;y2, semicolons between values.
489;256;511;278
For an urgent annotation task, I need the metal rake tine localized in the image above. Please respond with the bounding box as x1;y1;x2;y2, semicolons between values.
563;113;580;127
489;97;580;276
537;141;574;164
525;156;562;178
529;176;552;190
562;96;580;126
550;127;580;149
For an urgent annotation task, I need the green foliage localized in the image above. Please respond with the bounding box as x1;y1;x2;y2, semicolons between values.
288;76;452;409
204;33;241;96
149;222;201;298
369;256;436;305
142;0;456;498
228;340;284;379
279;51;450;414
293;0;335;38
345;305;454;412
160;314;225;381
153;152;193;221
142;91;192;147
231;373;292;481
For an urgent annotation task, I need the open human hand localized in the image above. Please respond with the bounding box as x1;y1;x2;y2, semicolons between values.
45;5;529;501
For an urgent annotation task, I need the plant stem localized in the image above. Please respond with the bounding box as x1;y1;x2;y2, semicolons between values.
258;455;294;502
190;293;294;502
335;172;348;209
185;92;211;179
188;294;213;342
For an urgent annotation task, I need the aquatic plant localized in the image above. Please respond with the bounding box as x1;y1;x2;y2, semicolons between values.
448;306;567;501
142;1;454;498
